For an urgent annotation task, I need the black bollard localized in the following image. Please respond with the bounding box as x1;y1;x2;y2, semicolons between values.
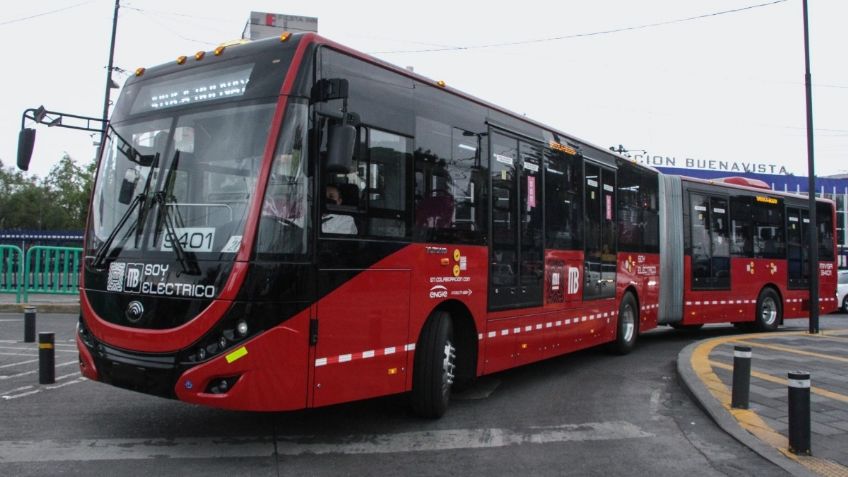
38;332;55;385
24;306;36;343
731;345;752;409
788;371;811;455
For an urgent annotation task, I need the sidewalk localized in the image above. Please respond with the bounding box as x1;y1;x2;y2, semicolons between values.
0;293;79;313
679;323;848;477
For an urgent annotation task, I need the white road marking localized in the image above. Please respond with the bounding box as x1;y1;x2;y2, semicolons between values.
2;376;86;400
0;346;77;353
0;352;38;357
0;421;651;462
0;359;39;369
0;361;78;380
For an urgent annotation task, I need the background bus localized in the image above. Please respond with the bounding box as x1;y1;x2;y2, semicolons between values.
20;32;832;417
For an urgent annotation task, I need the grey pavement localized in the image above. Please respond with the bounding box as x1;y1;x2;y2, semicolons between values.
679;315;848;477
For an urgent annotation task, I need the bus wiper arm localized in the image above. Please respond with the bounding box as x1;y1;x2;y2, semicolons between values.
155;192;201;276
92;193;144;270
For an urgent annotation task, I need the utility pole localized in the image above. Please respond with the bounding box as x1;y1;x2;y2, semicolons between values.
802;0;819;334
101;0;120;143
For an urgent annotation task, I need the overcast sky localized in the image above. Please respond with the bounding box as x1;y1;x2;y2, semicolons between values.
1;0;846;179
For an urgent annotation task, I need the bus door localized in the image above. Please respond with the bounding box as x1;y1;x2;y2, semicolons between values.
690;193;731;291
583;162;616;300
489;131;543;310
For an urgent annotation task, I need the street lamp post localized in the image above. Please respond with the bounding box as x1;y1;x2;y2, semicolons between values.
101;0;120;143
802;0;819;334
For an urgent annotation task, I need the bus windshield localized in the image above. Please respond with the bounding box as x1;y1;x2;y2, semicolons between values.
89;100;276;262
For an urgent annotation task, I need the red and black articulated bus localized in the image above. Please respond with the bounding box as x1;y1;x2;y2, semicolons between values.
57;33;836;417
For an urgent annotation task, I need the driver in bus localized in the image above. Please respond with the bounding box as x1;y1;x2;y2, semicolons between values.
323;184;357;235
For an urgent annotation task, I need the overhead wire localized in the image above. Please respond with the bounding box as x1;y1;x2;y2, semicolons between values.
371;0;790;54
0;1;96;27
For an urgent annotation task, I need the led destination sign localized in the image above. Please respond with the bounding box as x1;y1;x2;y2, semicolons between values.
130;63;254;114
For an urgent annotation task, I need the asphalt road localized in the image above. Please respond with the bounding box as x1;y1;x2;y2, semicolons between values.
2;312;841;476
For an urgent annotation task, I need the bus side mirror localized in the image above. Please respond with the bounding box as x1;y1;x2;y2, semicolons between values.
311;78;349;103
326;123;356;174
17;128;36;171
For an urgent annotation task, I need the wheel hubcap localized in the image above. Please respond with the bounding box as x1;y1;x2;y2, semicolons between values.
622;305;635;342
442;341;456;395
761;297;777;325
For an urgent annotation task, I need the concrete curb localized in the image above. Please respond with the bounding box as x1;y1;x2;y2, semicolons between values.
677;339;817;477
0;303;80;314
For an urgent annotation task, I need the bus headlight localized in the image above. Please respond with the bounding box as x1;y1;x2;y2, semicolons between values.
236;320;248;337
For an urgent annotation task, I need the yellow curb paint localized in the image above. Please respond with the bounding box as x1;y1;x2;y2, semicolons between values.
709;360;848;404
733;339;848;363
225;346;247;364
690;331;848;475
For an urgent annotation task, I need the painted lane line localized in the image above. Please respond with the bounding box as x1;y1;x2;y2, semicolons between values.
0;359;39;369
0;420;651;462
2;377;87;400
0;352;38;357
733;340;848;363
0;346;77;354
0;361;78;380
709;360;848;404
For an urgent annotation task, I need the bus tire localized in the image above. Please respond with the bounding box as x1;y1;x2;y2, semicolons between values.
755;288;781;332
609;292;638;355
411;311;456;419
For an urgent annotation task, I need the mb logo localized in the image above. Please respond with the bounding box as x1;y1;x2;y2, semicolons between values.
567;267;580;295
125;264;143;292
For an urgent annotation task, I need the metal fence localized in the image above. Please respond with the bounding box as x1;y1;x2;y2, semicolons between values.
0;245;23;303
0;246;84;304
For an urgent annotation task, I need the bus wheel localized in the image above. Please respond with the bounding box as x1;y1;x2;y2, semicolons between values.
411;312;456;418
609;293;638;355
755;288;781;332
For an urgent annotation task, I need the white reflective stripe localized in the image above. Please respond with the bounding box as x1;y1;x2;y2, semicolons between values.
525;325;533;332
384;347;396;355
488;331;497;338
363;350;375;358
501;329;509;336
404;343;416;351
546;322;553;328
734;350;752;358
556;321;562;326
315;358;328;367
536;324;543;330
514;327;521;334
339;354;352;363
478;333;483;340
565;319;571;325
788;379;811;389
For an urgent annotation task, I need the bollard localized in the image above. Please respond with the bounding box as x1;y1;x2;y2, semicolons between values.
24;306;36;343
38;332;55;385
731;345;752;409
788;371;811;455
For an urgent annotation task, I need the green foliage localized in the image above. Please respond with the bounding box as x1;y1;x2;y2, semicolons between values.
0;154;95;230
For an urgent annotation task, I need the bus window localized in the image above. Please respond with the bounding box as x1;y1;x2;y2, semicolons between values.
710;197;730;288
787;207;809;288
490;132;518;290
690;193;711;288
412;117;486;244
752;198;785;259
319;118;412;239
817;202;835;261
544;149;582;250
730;196;753;257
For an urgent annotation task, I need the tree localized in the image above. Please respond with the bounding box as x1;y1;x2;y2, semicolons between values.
0;155;95;230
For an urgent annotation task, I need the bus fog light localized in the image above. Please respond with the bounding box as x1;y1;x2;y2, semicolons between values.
236;320;248;337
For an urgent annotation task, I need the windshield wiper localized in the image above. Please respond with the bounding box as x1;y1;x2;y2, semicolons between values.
91;192;145;269
155;191;201;276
